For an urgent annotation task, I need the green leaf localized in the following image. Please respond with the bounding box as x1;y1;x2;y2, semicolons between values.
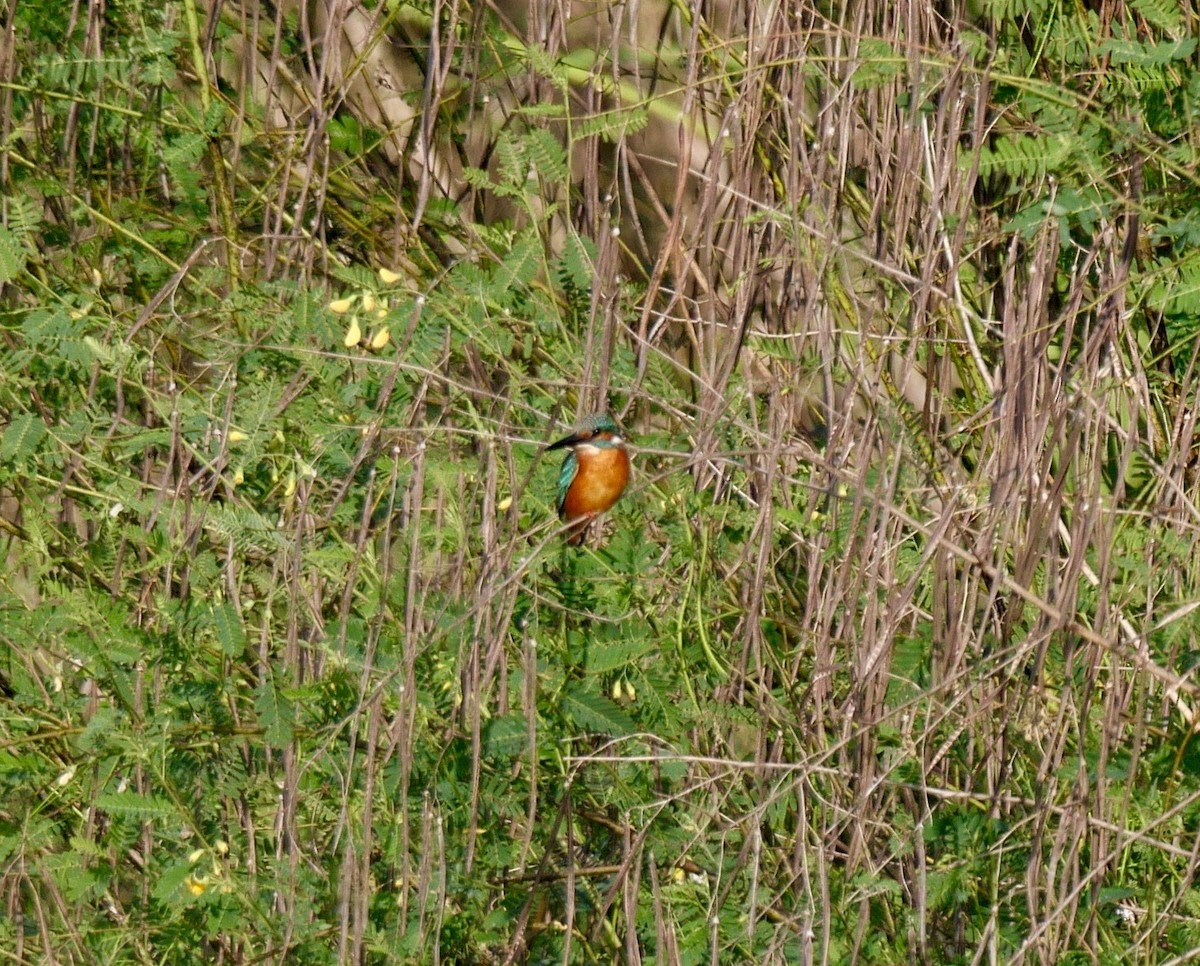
1098;36;1196;66
585;637;657;674
852;38;903;88
1147;252;1200;315
0;413;47;463
562;684;635;737
555;231;595;295
1129;0;1185;31
154;858;196;903
255;678;296;749
483;712;529;758
0;224;28;283
498;231;543;292
95;792;176;820
572;104;649;142
208;602;247;657
975;134;1072;182
522;129;568;184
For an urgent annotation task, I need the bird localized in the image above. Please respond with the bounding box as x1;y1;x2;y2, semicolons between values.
546;412;631;545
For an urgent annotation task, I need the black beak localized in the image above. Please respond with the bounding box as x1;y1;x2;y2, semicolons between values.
546;431;582;452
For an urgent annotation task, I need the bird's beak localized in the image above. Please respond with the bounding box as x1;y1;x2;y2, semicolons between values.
546;431;581;452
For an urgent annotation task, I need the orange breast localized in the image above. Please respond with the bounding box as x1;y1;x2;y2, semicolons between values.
561;446;630;522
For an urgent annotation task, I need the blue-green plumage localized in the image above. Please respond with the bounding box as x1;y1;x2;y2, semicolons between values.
556;449;579;517
546;412;630;544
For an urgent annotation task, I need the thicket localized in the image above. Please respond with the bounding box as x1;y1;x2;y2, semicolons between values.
4;0;1200;962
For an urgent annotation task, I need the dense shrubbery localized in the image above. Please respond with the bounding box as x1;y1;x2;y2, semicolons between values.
4;1;1200;962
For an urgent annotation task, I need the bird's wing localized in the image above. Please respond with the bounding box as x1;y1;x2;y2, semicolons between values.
555;451;578;518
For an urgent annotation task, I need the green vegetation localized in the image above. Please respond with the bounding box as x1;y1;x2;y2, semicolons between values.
4;0;1200;962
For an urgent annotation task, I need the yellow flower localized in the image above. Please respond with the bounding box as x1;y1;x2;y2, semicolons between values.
329;297;354;314
369;327;391;350
343;318;362;348
378;267;401;284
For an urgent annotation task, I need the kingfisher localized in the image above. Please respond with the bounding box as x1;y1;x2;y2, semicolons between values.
546;412;631;545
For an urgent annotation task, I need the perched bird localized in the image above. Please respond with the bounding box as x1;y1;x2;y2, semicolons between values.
546;412;631;545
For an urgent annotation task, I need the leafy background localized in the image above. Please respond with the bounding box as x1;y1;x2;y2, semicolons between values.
4;0;1200;962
